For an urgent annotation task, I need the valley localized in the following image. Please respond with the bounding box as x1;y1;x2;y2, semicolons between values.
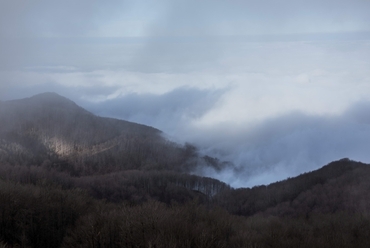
1;93;370;247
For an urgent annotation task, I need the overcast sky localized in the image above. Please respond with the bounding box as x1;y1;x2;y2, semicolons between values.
1;0;370;187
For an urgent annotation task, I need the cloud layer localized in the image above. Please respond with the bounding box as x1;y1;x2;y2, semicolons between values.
1;1;370;187
80;87;370;188
193;107;370;187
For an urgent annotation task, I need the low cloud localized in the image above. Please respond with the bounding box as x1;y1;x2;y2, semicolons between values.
192;106;370;187
74;82;370;188
1;1;370;188
81;87;370;188
82;87;226;138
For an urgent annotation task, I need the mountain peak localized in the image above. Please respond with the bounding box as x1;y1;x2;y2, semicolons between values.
25;92;82;109
30;92;73;103
32;92;63;98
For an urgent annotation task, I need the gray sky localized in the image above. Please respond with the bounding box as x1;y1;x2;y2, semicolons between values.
1;0;370;187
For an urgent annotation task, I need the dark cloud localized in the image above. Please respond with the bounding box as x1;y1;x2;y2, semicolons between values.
344;101;370;125
82;87;226;137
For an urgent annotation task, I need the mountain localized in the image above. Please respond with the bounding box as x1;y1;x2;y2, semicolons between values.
1;93;370;208
0;92;199;175
0;92;229;202
2;93;370;247
216;158;370;217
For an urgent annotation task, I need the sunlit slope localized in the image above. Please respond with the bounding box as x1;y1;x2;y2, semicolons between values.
0;93;195;175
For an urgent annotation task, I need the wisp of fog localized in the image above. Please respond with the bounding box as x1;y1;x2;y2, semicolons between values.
1;0;370;187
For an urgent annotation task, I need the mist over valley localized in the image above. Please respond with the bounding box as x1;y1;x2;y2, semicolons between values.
2;1;370;247
1;93;370;247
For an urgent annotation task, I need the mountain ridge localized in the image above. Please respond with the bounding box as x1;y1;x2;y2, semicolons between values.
2;93;370;247
0;92;199;175
215;158;370;217
0;92;368;185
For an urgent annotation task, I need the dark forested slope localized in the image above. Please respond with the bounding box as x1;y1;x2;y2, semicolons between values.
2;93;370;247
216;158;370;217
0;93;229;203
0;93;198;175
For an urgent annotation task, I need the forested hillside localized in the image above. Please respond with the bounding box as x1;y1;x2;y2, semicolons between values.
1;93;370;247
216;159;370;216
0;92;212;175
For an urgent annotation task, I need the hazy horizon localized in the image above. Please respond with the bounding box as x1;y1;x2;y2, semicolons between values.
1;0;370;187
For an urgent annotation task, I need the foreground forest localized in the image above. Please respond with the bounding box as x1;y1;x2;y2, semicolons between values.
1;93;370;247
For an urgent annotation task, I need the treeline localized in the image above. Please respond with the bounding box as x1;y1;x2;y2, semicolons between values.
215;159;370;217
0;163;229;205
2;155;370;248
2;94;370;247
2;176;370;247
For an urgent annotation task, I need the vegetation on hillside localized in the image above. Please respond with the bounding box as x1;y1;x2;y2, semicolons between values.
1;94;370;247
